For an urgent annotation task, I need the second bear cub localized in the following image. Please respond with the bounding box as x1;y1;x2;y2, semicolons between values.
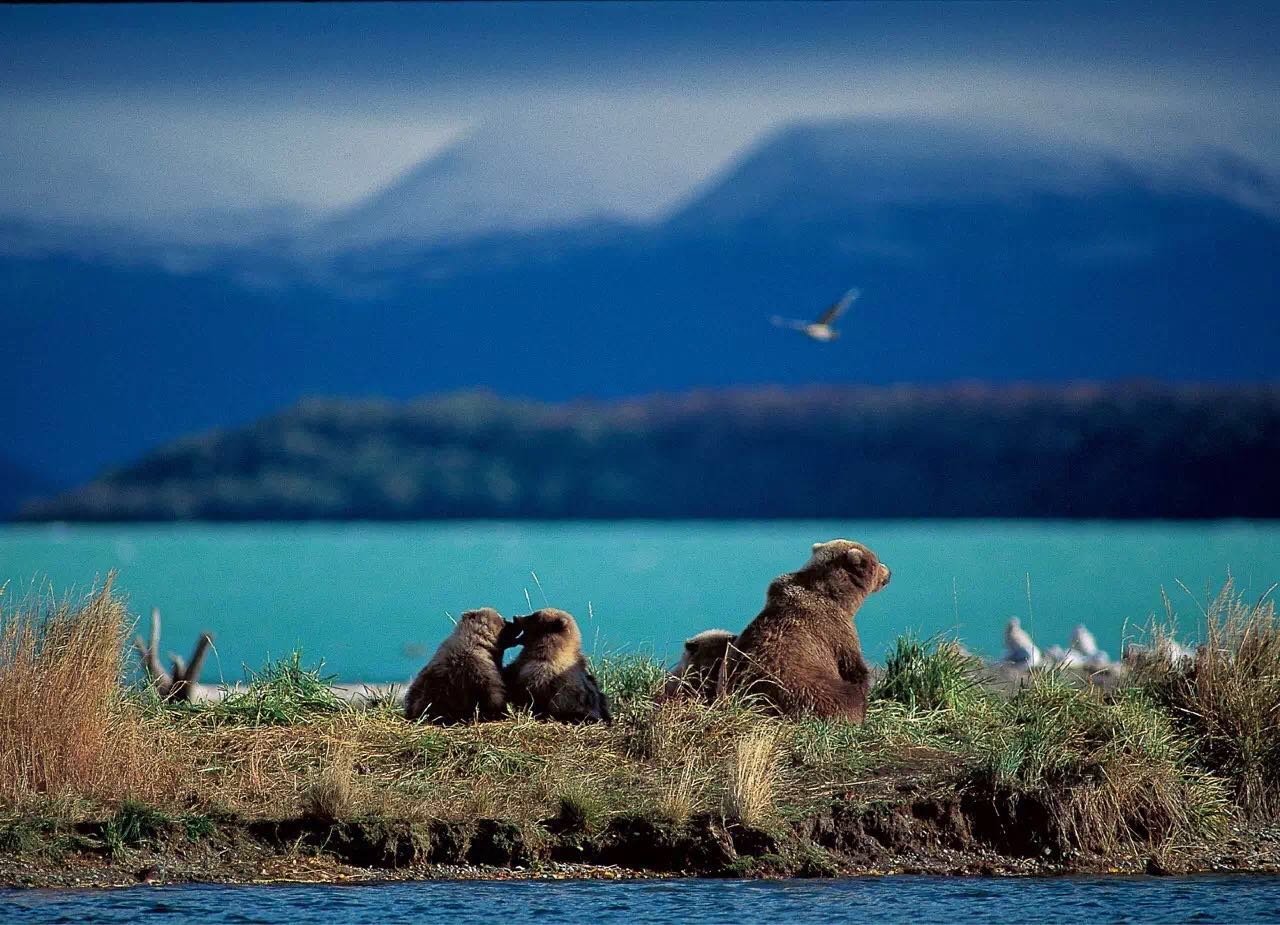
504;608;611;724
662;629;736;702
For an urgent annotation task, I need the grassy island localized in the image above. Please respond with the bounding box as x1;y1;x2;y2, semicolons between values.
2;580;1279;888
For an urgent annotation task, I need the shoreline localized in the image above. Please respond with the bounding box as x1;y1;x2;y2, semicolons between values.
5;799;1280;891
4;584;1279;892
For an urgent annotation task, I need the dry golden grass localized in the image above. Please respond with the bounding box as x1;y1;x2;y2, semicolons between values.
0;578;176;806
970;674;1231;854
1137;579;1280;819
0;576;1264;870
301;742;357;820
654;757;703;823
70;694;800;828
722;728;781;826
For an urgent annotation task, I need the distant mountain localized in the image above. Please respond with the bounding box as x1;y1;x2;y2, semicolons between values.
20;385;1280;521
668;117;1280;230
1;115;1278;485
314;122;631;249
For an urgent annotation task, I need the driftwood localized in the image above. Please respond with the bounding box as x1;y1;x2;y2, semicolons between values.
132;609;404;706
133;608;213;702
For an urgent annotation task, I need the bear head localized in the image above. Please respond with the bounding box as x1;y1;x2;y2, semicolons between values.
683;629;736;662
459;608;518;647
803;539;891;594
511;607;583;650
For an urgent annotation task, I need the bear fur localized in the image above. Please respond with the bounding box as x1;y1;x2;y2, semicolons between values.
404;608;520;724
725;539;890;723
662;629;736;702
503;608;612;724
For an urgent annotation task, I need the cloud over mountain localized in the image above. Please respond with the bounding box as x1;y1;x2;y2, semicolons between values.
2;108;1278;489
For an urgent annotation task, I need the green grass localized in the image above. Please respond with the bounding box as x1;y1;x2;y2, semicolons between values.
873;634;986;712
183;813;215;842
967;675;1230;854
208;652;349;726
102;800;171;857
130;646;1253;857
0;818;45;855
593;653;669;712
549;785;609;833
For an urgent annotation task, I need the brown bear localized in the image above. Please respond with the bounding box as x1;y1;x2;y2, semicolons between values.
725;539;890;723
661;629;736;703
403;608;520;724
503;608;611;724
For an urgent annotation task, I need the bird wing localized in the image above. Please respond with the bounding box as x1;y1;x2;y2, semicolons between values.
815;288;860;326
770;315;811;332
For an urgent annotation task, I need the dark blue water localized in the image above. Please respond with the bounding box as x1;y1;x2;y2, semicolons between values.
4;877;1280;924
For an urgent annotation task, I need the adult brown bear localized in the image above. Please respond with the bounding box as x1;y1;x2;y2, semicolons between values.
726;539;890;723
403;608;520;724
504;608;611;724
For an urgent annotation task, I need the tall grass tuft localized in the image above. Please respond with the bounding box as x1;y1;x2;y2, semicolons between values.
212;652;348;726
874;634;985;712
1137;580;1280;820
723;729;780;826
102;800;171;857
970;674;1229;854
655;757;702;823
593;654;668;713
0;579;171;804
302;744;356;820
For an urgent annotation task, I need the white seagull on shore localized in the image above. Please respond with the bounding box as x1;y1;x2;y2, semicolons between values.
1003;616;1043;667
1070;623;1111;667
771;287;860;342
1044;624;1112;670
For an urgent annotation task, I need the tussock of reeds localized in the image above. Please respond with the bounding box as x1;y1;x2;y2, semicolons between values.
969;676;1229;854
722;729;781;826
0;578;174;805
1136;579;1280;819
655;758;702;823
873;634;984;713
302;742;358;821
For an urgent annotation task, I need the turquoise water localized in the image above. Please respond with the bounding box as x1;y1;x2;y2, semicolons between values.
0;522;1276;683
4;877;1280;924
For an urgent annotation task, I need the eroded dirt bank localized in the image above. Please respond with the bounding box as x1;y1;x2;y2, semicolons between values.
5;792;1280;890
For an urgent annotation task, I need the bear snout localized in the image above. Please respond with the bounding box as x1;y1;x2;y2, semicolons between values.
877;563;891;590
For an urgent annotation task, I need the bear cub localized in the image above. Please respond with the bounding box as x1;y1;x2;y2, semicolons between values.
503;608;611;724
662;629;736;702
404;608;520;724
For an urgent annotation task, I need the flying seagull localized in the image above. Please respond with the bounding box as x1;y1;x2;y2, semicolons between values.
771;287;860;342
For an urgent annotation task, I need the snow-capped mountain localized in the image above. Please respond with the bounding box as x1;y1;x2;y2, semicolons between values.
2;114;1278;487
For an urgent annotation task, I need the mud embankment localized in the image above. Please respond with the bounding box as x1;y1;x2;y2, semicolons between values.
4;792;1279;889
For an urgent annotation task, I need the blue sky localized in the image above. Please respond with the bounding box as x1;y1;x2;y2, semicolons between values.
2;2;1277;229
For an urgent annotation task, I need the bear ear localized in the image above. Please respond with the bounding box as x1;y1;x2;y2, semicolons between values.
812;542;825;552
845;546;865;565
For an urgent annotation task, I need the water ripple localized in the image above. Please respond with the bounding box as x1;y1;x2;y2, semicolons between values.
4;876;1280;925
